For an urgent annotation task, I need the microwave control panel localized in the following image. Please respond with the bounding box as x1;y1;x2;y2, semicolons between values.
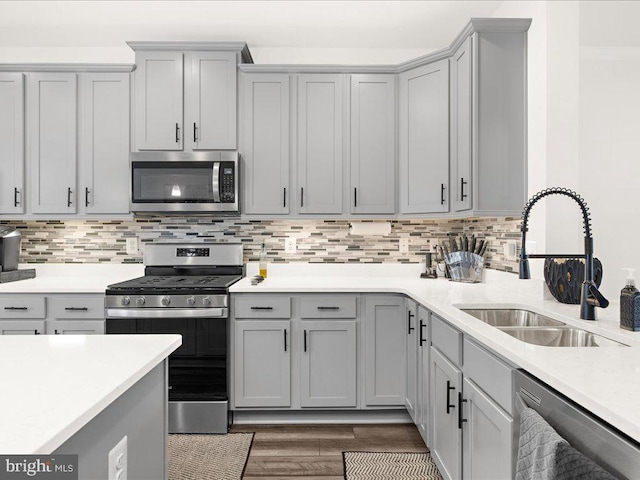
219;162;236;203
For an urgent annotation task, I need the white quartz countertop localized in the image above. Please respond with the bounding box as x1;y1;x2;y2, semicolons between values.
0;264;145;294
231;263;640;443
0;334;181;454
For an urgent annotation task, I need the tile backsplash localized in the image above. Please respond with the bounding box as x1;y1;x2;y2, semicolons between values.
0;217;522;273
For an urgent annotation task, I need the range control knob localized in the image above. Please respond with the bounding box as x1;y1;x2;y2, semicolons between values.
161;296;171;307
203;296;211;306
121;296;131;306
135;296;146;307
187;296;196;306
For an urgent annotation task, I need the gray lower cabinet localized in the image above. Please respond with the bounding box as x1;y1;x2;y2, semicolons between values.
233;320;291;407
405;298;418;421
242;73;290;214
300;320;356;407
399;60;450;214
349;74;395;214
51;320;104;335
416;305;431;444
0;320;45;335
296;74;343;214
363;296;405;406
27;72;78;214
78;72;130;214
0;73;24;214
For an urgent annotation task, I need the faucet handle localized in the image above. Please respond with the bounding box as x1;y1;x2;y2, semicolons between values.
587;283;609;309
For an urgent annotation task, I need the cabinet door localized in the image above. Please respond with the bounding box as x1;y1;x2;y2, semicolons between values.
51;320;105;335
79;73;130;214
430;347;462;480
451;37;472;212
399;60;449;214
300;320;356;407
0;73;24;214
363;296;405;406
405;299;418;422
297;74;343;214
134;51;183;151
417;306;430;444
28;73;77;214
186;51;237;150
234;320;290;407
0;320;45;335
462;378;514;480
350;74;395;214
242;73;290;214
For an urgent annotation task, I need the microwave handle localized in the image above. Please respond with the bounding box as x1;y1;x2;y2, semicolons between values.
212;162;221;203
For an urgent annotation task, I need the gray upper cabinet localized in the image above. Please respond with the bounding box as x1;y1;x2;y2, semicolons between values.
0;73;24;214
78;73;130;214
297;74;343;214
349;74;395;214
399;60;450;214
185;51;237;150
451;37;472;212
134;51;184;151
242;73;290;214
27;73;77;214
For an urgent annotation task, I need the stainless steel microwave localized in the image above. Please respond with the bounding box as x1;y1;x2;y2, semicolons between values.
130;152;239;214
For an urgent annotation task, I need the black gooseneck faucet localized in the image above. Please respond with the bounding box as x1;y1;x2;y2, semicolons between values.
519;187;609;320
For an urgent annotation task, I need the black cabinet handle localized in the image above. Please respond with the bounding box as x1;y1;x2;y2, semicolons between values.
67;187;72;207
283;187;287;208
193;122;198;142
408;310;415;334
440;183;446;205
85;187;90;207
14;187;19;207
317;306;340;311
354;187;357;207
283;329;287;352
175;123;180;143
250;306;273;310
34;329;40;335
301;187;304;207
4;307;28;311
55;329;59;335
446;380;456;414
419;319;426;346
304;329;308;352
65;307;89;311
458;392;468;429
460;177;468;201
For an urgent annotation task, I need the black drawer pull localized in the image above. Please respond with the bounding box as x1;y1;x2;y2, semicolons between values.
250;306;273;310
304;329;308;352
460;177;468;201
193;122;198;142
408;310;415;334
55;329;59;335
419;319;427;346
65;307;89;311
14;187;19;207
317;306;340;311
34;329;40;335
446;380;456;414
440;183;446;205
85;187;90;207
175;123;180;143
301;187;304;207
458;392;468;429
283;187;287;208
354;187;357;207
283;329;287;352
4;307;28;311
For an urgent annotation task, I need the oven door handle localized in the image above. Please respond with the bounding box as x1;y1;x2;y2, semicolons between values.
106;308;227;319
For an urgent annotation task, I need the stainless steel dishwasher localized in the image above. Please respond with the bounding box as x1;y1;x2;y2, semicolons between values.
514;370;640;479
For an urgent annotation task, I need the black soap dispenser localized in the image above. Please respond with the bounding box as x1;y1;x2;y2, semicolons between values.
620;268;640;331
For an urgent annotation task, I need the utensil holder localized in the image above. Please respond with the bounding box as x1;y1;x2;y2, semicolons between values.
445;252;484;283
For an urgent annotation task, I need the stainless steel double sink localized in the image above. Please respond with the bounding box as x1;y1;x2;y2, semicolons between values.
461;308;627;347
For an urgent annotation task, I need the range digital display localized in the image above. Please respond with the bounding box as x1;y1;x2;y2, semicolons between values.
176;248;210;257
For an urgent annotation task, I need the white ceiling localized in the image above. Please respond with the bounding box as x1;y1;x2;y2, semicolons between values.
0;1;503;50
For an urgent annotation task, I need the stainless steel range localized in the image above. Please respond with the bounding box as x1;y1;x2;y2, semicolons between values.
105;243;243;433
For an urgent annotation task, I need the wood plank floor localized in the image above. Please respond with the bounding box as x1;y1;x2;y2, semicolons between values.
229;423;428;479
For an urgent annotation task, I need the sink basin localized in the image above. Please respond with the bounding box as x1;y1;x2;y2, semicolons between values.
498;327;627;347
461;308;565;327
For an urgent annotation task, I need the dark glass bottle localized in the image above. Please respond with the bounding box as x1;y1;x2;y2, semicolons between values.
620;269;640;331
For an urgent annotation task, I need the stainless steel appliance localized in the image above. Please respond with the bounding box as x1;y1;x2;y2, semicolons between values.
514;370;640;478
105;243;244;433
0;226;21;272
130;151;239;214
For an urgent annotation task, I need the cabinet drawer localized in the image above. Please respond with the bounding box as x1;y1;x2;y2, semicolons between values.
431;314;462;366
300;296;357;319
50;296;105;319
463;338;514;414
234;296;291;319
0;320;46;335
0;296;46;319
51;320;105;335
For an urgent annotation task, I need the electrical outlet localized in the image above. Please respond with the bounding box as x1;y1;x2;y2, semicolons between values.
284;237;297;254
108;435;127;480
399;238;409;254
503;240;517;260
125;238;138;255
